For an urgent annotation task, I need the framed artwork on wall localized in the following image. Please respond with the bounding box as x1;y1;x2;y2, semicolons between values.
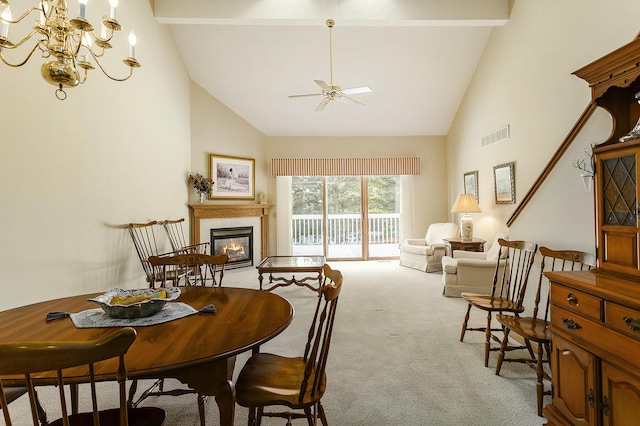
209;154;255;200
493;162;515;204
464;170;479;202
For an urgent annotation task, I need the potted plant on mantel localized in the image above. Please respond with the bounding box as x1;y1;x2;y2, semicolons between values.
187;172;214;203
572;144;595;192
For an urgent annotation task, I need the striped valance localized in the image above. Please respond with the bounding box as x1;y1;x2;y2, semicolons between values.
271;158;421;177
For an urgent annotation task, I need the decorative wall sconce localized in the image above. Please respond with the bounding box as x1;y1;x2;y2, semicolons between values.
580;172;593;192
0;0;140;100
573;144;595;192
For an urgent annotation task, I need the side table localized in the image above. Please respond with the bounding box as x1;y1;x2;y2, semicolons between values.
443;238;486;257
256;256;326;292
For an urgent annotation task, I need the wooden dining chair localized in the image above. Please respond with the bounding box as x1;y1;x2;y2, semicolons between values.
495;247;596;416
128;252;229;426
235;263;343;426
148;253;229;287
161;218;210;255
0;327;166;426
460;238;538;367
127;221;161;283
1;387;47;424
128;221;192;288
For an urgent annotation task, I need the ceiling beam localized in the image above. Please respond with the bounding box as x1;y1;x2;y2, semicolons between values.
153;0;509;27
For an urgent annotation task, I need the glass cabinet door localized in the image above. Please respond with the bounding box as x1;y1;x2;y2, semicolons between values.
595;144;640;277
601;154;636;226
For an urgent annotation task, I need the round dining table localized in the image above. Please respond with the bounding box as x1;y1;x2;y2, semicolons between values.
0;286;294;426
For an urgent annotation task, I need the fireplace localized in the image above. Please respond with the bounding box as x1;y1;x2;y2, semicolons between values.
210;226;254;269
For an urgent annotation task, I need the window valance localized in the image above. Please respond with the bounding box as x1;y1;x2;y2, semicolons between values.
271;157;421;177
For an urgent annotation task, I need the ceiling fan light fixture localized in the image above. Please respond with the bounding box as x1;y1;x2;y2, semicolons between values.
288;18;371;111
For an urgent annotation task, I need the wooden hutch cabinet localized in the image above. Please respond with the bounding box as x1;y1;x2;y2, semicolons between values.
543;36;640;425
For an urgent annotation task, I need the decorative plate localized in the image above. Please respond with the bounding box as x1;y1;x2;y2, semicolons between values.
89;287;181;319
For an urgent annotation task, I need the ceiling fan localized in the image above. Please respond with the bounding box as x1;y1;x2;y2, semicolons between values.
289;19;372;111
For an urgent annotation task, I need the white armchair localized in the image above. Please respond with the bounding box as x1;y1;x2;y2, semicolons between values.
399;223;459;272
441;232;509;297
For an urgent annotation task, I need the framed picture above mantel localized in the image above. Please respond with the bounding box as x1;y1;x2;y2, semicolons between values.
209;154;255;200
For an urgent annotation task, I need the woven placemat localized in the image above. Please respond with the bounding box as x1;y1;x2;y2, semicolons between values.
70;302;199;328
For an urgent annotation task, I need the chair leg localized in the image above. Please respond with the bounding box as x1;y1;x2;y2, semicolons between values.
303;407;314;426
33;389;48;425
484;311;492;367
127;379;139;407
256;406;263;426
247;407;256;426
70;384;79;414
318;402;328;426
197;393;206;426
495;328;511;375
536;343;545;417
460;303;472;342
524;338;536;359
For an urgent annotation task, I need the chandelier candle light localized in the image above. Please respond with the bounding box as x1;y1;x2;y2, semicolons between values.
0;0;140;100
451;194;482;240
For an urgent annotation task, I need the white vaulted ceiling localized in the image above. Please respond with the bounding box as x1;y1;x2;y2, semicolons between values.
153;0;509;137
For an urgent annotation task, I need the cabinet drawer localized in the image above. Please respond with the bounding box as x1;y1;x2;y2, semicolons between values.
550;285;602;321
552;305;640;365
605;301;640;340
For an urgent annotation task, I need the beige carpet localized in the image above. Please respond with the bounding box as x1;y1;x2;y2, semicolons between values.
4;261;546;425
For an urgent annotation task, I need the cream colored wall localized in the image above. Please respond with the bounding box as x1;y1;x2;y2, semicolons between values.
0;1;191;310
189;81;268;204
447;0;640;252
265;136;448;253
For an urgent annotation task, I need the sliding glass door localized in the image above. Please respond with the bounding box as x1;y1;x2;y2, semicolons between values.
326;176;363;259
367;176;401;258
291;176;324;255
291;175;401;259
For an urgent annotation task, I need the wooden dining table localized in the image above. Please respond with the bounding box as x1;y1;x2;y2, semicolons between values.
0;286;294;426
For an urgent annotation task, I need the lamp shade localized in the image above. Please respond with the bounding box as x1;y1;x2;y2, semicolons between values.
451;194;481;213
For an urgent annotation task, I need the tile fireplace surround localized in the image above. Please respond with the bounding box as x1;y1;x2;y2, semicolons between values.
188;204;272;261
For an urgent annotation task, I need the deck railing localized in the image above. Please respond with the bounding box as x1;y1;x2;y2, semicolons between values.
292;213;400;245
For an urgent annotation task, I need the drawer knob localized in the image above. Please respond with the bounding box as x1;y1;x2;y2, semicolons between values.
623;316;640;332
566;293;578;305
562;317;582;330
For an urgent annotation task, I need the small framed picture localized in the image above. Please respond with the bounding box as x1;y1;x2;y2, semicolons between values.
209;154;255;200
493;162;515;204
464;170;479;202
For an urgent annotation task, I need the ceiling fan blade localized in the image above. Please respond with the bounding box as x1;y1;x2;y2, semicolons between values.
289;93;323;98
314;80;331;91
340;96;366;108
341;86;372;95
316;98;331;111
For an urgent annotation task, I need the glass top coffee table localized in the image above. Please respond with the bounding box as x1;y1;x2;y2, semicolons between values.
256;255;326;292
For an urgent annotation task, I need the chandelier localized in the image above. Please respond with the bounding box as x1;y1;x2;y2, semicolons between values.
0;0;140;100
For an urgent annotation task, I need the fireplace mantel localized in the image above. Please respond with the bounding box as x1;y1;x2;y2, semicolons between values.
188;204;272;260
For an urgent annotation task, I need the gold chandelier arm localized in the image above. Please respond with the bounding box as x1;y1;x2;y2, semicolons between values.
0;7;41;24
86;48;135;82
0;40;40;67
1;29;40;49
81;32;107;58
1;0;138;98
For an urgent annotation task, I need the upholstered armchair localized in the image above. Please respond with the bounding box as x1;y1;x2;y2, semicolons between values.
399;222;459;272
441;232;509;297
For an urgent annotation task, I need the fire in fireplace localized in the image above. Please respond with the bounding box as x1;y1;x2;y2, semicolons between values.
210;226;253;269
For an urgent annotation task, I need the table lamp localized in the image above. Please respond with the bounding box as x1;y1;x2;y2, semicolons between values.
451;194;482;240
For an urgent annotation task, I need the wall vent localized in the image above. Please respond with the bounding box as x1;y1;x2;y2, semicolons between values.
482;125;510;147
